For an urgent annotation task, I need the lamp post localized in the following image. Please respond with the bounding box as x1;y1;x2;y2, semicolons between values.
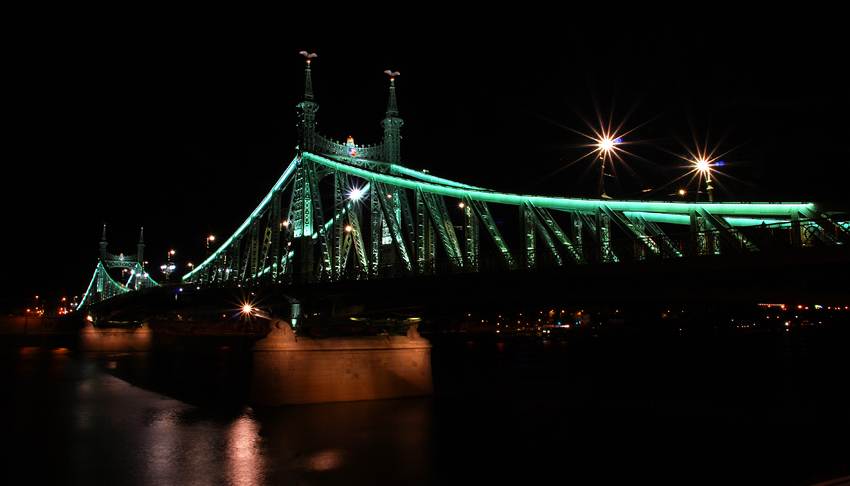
161;250;176;282
596;137;620;199
695;158;715;202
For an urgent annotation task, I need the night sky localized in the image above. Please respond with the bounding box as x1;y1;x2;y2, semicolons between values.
5;22;849;305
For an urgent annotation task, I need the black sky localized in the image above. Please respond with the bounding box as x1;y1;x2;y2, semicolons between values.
5;21;849;303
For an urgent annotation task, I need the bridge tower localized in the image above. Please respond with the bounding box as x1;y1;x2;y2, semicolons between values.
181;55;850;317
80;225;158;310
381;74;403;165
296;54;318;153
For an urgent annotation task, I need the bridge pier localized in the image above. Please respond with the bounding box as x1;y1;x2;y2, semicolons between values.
249;320;433;406
77;321;153;351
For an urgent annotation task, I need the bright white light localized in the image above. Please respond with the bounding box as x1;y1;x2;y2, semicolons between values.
598;138;616;153
696;158;711;173
349;188;363;200
242;304;253;314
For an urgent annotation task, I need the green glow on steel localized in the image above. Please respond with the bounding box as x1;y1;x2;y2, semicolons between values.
184;150;820;284
306;153;813;222
390;165;485;190
183;156;299;282
321;182;372;233
79;267;99;309
621;212;790;227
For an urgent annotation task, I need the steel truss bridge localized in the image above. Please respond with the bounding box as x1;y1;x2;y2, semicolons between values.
179;150;848;287
80;226;158;309
81;56;850;323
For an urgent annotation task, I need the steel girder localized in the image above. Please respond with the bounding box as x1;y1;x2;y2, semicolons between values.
468;198;515;270
80;261;132;308
372;181;412;274
181;152;842;289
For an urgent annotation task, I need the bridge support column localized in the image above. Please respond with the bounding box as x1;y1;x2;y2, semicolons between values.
77;322;153;351
250;320;433;406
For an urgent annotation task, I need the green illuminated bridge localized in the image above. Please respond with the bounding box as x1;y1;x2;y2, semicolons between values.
80;57;850;321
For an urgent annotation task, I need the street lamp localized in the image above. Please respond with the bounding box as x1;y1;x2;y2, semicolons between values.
596;136;621;199
348;187;364;201
161;250;176;282
695;157;715;202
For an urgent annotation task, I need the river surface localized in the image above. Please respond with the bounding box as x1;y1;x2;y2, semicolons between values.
1;326;847;485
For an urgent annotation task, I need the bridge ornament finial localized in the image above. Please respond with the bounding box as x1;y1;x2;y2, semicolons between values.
384;70;400;116
299;51;317;100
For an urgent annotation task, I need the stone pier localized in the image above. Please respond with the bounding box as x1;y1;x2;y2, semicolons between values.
77;322;153;351
249;320;434;406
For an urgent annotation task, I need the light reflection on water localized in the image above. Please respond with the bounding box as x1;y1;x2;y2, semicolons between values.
226;411;265;485
2;328;849;486
1;347;438;485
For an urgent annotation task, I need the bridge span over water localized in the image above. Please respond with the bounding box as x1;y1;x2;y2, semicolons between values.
80;55;850;327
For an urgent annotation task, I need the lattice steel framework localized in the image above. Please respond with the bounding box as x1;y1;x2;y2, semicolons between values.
180;56;848;289
80;226;158;308
183;148;848;289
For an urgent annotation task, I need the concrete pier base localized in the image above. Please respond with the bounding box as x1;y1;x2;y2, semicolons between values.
77;322;153;351
250;320;434;406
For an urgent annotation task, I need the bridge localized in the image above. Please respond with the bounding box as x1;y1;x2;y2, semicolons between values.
68;53;850;406
80;54;850;329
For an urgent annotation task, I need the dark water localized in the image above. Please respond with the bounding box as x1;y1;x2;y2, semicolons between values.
1;327;847;485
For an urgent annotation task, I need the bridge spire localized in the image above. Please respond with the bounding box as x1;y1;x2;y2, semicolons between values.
297;51;319;152
100;223;108;261
381;71;403;165
137;227;145;269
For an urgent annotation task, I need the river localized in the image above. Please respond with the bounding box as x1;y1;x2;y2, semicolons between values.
1;325;847;485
